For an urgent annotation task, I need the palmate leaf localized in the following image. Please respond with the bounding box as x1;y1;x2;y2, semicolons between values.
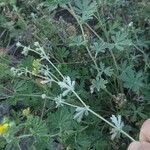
54;94;65;108
17;115;51;150
0;0;16;5
73;0;97;22
69;35;86;46
73;133;91;150
110;115;124;140
90;40;109;56
54;47;69;61
111;31;132;51
129;105;147;122
135;36;150;49
46;0;70;11
120;65;145;94
47;0;70;6
73;106;89;122
91;77;108;91
47;107;73;132
99;62;113;77
58;76;75;96
26;115;48;136
0;60;10;78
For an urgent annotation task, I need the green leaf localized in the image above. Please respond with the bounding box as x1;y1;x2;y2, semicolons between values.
0;60;10;78
19;56;34;71
111;31;132;51
99;62;113;77
104;67;113;77
120;65;145;94
18;115;51;150
91;41;109;56
94;140;109;149
68;35;86;46
74;0;97;22
26;115;48;136
46;0;70;11
75;133;91;150
13;80;27;92
54;47;69;61
47;107;73;132
127;105;147;122
0;0;16;5
47;0;70;5
91;77;108;91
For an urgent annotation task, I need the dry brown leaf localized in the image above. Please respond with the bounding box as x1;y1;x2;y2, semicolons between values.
0;48;6;56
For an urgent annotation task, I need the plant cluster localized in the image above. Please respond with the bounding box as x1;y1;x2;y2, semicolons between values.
0;0;150;149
